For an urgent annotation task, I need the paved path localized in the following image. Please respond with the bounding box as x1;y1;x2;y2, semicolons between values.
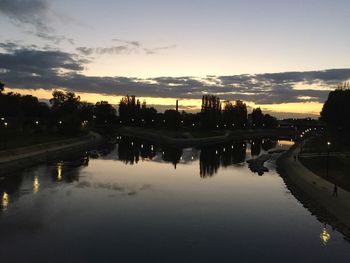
278;143;350;230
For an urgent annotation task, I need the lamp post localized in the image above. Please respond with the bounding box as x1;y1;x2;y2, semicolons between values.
326;141;331;178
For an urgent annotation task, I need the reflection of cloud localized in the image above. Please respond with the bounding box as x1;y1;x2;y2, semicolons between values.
1;43;350;105
75;181;153;196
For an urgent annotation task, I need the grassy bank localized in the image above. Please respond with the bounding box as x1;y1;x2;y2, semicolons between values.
299;135;350;192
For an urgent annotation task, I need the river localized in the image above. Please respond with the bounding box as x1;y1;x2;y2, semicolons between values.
0;137;349;262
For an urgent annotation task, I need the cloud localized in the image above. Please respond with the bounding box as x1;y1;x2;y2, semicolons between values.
0;0;75;45
144;45;177;55
1;44;350;105
112;39;141;47
0;0;50;32
0;44;87;77
76;40;176;56
76;45;138;56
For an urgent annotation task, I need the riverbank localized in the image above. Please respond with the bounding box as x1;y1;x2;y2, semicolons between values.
0;132;103;176
116;126;294;147
277;142;350;237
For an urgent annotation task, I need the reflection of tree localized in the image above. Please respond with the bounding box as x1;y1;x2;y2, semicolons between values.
200;146;220;177
118;137;141;165
118;137;157;165
251;139;262;156
140;142;157;160
232;141;246;163
162;147;182;169
262;139;277;151
199;141;246;177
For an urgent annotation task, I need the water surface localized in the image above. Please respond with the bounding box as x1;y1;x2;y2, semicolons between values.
0;138;349;262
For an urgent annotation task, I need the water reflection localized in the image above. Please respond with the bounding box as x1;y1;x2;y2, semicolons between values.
250;139;262;156
1;135;350;262
57;164;63;181
0;136;289;210
33;176;40;193
262;139;277;151
1;192;9;210
320;224;331;245
200;141;246;177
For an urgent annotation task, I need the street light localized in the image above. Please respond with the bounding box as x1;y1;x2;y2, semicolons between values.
326;141;331;178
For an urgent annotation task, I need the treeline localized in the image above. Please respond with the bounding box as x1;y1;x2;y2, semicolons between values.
0;84;116;135
321;82;350;132
118;94;278;129
0;80;278;136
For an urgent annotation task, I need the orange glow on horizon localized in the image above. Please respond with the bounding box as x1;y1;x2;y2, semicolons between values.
5;87;321;117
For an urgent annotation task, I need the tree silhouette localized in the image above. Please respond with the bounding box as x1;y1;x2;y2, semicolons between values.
263;114;278;128
201;95;221;128
94;101;116;125
164;109;181;129
50;91;81;133
0;81;4;93
251;108;264;128
321;82;350;131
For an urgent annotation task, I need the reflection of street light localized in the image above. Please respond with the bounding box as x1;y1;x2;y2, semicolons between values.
33;176;40;193
57;164;62;181
320;224;331;245
2;192;9;210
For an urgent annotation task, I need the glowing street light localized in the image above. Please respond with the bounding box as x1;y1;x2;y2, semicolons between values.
326;141;331;178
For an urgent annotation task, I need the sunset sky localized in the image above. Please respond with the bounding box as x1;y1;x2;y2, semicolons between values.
1;0;350;118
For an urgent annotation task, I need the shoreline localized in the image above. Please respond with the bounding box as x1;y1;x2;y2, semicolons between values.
277;142;350;238
0;132;103;176
116;126;294;147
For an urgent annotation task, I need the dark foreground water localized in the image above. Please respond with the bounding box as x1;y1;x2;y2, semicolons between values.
0;137;349;263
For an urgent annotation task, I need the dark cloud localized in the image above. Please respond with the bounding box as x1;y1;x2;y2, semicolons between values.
1;45;349;105
0;46;86;77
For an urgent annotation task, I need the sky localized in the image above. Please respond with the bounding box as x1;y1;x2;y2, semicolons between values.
1;0;350;118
